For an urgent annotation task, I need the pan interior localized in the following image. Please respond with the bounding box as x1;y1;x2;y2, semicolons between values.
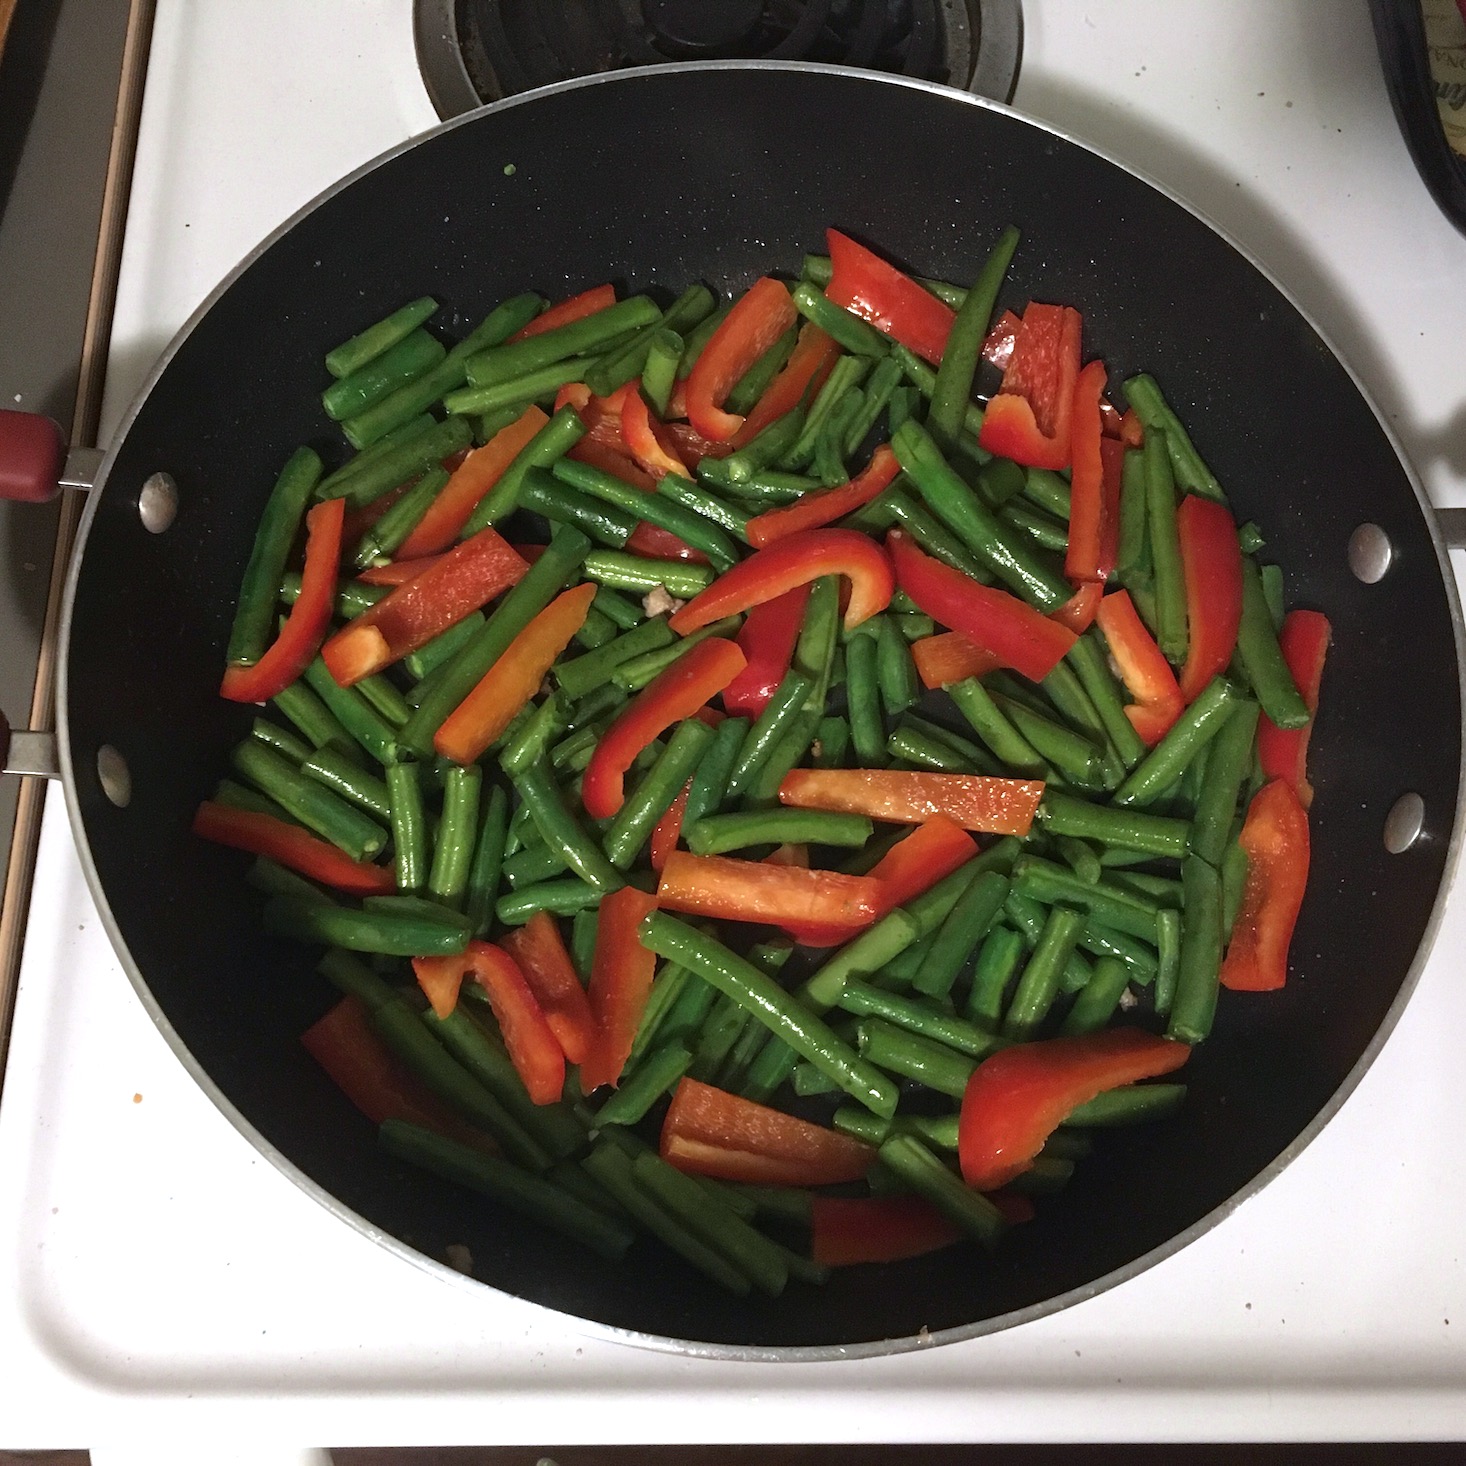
61;67;1462;1353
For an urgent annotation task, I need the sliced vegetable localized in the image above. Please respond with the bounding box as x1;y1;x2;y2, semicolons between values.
824;228;955;366
778;767;1045;837
192;800;393;895
1220;779;1310;992
580;885;659;1091
1176;493;1243;702
685;277;798;442
977;301;1082;470
1256;610;1331;807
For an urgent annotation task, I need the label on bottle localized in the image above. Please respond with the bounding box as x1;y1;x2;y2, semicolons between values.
1423;0;1466;158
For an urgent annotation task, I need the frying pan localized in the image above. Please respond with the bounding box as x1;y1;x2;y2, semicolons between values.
37;63;1464;1358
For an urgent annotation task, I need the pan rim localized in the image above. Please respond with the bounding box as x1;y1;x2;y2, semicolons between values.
54;58;1466;1364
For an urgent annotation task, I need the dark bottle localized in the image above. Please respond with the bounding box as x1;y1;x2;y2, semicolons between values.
1370;0;1466;236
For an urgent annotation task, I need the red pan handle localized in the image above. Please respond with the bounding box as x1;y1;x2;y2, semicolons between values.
0;410;65;504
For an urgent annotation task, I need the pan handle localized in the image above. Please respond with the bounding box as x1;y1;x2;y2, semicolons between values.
0;409;101;500
1436;506;1466;550
0;711;58;780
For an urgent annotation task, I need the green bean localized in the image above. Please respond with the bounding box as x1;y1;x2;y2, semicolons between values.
801;253;969;309
701;407;807;487
555;615;674;702
462;295;658;390
843;354;904;457
946;677;1046;776
396;525;590;756
326;295;439;378
1144;429;1188;665
548;458;740;571
519;469;635;546
1058;956;1132;1036
495;877;603;926
843;628;885;765
879;488;991;581
781;355;869;470
587;283;715;397
790;1062;840;1097
654;473;750;540
1148;905;1181;1017
425;763;481;907
354;674;412;730
1002;498;1070;554
1168;853;1224;1044
911;870;1010;1001
890;344;986;440
1055;834;1102;884
512;759;622;892
330;414;474;499
684;808;872;857
640;912;898;1117
324;327;446;423
581;549;714;600
272;679;354;754
502;843;568;889
790;281;890;356
1123;373;1226;503
877;1135;1006;1247
1037;790;1189;859
1066;632;1149;771
298;746;391;823
992;692;1104;790
713;468;816;503
383;759;426;892
1003;904;1087;1039
810;388;864;484
1112;676;1239;808
459;406;588;535
461;784;507;939
1023;467;1072;521
1115;445;1150;582
1222;839;1250;939
839;979;1002;1059
893;419;1071;610
965;924;1027;1027
1235;557;1310;729
640;328;684;416
1011;856;1161;942
610;618;741;692
870;612;917;719
603;718;714;869
314;413;436;499
401;612;483;683
725;324;798;416
857;1018;977;1098
813;715;851;768
682;714;749;825
230;740;386;861
800;909;921;1011
723;671;815;805
250;717;312;765
690;994;753;1081
280;571;387;622
1066;1082;1188;1126
595;1043;693;1128
301;657;397;765
246;856;333;905
1189;699;1261;867
926;225;1020;452
226;447;324;666
267;896;464;955
626;964;693;1068
496;694;566;779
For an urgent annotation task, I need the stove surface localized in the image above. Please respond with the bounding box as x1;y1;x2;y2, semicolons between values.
5;0;1466;1450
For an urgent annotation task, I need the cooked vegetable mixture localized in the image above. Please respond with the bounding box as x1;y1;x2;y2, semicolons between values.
196;228;1330;1290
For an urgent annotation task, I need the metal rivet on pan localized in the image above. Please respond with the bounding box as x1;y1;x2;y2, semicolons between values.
1348;522;1392;583
138;472;178;533
96;745;131;808
1384;792;1425;853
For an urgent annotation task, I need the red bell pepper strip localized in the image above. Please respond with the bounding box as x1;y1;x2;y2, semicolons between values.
663;419;733;466
778;767;1045;838
977;302;1083;470
1256;610;1331;808
434;581;598;764
886;530;1076;683
660;1077;875;1187
322;526;530;687
302;995;491;1146
1095;589;1184;746
1117;407;1144;447
656;850;883;933
1051;578;1103;635
648;780;692;874
559;381;633;455
958;1028;1191;1190
1219;779;1311;993
865;814;978;917
508;283;616;343
733;321;840;446
220;497;344;703
579;885;659;1092
341;481;409;547
1097;436;1126;577
568;433;656;489
415;942;565;1103
745;444;902;548
722;582;812;718
824;228;956;367
982;308;1024;372
395;405;548;559
192;800;394;896
626;522;708;564
357;556;442;587
810;1194;962;1267
911;630;1004;689
620;382;694;480
1064;360;1109;584
685;277;797;442
668;528;894;637
499;911;597;1066
581;637;747;820
1176;494;1243;703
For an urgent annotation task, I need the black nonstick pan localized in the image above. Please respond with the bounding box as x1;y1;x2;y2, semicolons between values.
47;63;1464;1358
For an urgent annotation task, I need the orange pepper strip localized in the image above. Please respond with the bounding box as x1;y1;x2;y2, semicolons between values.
661;1077;874;1187
621;382;693;480
865;815;978;917
321;526;529;687
500;912;597;1066
1219;779;1311;992
745;444;901;548
395;405;548;559
778;768;1045;838
648;781;692;875
581;638;747;821
656;850;883;931
911;630;1004;689
220;497;344;703
732;321;840;447
192;800;394;896
580;886;659;1093
433;581;597;764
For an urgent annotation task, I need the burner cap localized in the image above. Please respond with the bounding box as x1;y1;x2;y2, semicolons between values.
644;0;765;54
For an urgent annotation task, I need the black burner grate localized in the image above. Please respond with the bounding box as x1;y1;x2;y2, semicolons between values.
415;0;1021;117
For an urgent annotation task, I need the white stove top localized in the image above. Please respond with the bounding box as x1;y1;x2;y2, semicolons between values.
6;0;1466;1451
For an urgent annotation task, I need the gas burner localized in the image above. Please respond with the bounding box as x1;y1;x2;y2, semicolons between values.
415;0;1023;118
